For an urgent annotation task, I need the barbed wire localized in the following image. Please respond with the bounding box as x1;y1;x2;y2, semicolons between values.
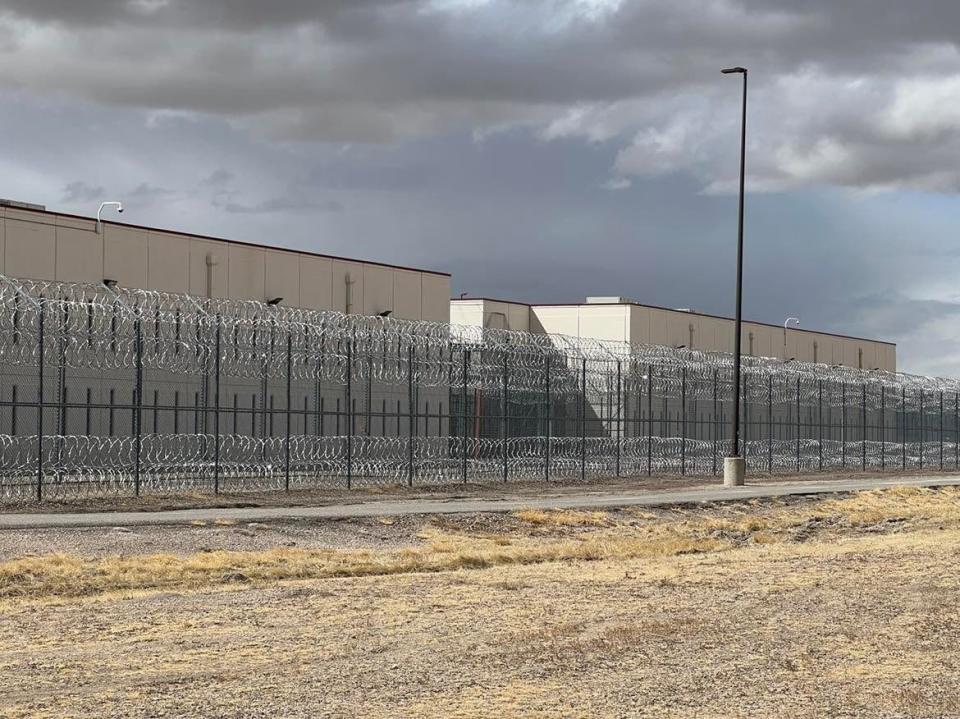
0;274;955;500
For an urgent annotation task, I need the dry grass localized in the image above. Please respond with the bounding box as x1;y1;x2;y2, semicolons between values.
513;508;613;527
2;486;958;602
0;526;725;600
3;486;960;718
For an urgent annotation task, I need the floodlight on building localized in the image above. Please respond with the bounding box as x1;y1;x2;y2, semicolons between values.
266;297;283;306
96;201;123;233
378;310;393;317
783;317;800;348
102;278;117;288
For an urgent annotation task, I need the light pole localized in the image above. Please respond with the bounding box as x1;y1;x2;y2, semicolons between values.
722;65;747;487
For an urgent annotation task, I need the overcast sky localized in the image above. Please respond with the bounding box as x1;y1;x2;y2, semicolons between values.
2;1;960;374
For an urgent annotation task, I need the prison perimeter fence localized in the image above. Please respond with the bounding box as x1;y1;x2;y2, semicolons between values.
0;274;955;502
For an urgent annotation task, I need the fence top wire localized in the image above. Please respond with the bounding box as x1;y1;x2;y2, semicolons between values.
0;274;949;406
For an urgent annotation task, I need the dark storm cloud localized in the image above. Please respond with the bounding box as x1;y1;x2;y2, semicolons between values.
2;0;960;190
1;2;960;373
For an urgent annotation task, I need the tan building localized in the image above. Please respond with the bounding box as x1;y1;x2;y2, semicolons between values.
0;200;450;321
451;296;897;371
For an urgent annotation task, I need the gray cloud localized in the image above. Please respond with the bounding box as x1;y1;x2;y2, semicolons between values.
219;195;343;215
61;180;104;203
1;1;960;192
200;168;233;187
127;182;176;201
1;2;960;373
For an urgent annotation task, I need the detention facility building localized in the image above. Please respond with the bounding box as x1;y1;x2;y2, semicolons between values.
0;201;450;322
1;198;936;502
450;296;897;371
0;199;895;370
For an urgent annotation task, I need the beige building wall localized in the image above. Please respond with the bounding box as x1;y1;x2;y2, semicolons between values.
454;297;897;372
451;298;531;332
0;205;451;322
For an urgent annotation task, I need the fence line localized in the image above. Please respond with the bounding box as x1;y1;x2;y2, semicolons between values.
0;274;956;501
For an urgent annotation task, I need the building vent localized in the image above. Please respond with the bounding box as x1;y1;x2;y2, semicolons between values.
0;198;46;211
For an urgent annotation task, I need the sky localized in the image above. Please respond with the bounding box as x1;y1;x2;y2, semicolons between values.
1;1;960;375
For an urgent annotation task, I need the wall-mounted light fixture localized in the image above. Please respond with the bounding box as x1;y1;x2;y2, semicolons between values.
266;297;283;306
96;201;123;233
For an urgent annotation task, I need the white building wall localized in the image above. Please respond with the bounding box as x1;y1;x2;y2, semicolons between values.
453;298;897;372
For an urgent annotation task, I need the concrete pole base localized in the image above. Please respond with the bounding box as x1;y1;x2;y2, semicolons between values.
723;456;746;487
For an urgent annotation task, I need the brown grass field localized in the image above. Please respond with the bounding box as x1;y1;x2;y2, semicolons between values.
2;487;960;717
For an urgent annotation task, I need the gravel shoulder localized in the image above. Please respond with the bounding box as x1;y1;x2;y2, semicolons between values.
4;469;943;514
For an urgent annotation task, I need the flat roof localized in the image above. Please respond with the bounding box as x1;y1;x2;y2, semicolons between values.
9;205;451;278
451;296;896;347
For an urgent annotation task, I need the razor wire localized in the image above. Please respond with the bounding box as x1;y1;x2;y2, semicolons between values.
0;274;957;500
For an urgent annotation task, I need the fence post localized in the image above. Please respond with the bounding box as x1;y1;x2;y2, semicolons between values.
902;386;907;470
743;371;749;467
919;390;924;470
955;392;958;470
940;391;944;471
35;298;45;502
712;369;719;476
767;374;773;473
646;364;653;476
56;303;67;486
284;330;293;492
817;379;823;471
680;366;686;476
841;382;846;469
880;385;885;470
503;353;509;483
580;358;587;481
860;382;867;470
616;360;622;477
213;315;222;494
407;344;414;487
345;337;352;489
796;374;801;472
544;356;551;481
133;311;143;497
461;349;468;483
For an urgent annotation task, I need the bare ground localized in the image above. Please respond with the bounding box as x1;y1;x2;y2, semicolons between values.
4;468;948;514
1;488;960;718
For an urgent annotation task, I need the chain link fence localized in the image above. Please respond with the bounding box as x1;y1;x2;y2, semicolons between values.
0;274;955;501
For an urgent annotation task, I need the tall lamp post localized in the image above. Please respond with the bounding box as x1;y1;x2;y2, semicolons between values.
722;65;748;487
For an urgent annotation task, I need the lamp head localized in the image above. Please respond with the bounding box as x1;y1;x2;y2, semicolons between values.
721;67;747;74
